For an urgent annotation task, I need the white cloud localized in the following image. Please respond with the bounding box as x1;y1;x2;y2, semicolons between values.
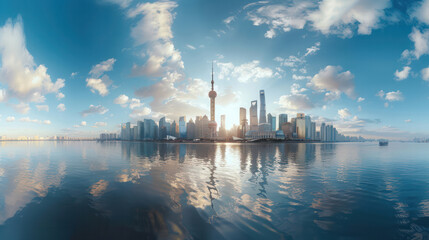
71;72;78;77
36;105;49;112
6;116;15;122
81;121;87;126
357;97;365;102
338;108;351;119
94;122;107;127
308;65;355;99
57;103;66;112
385;90;404;102
86;78;109;96
129;98;143;109
402;28;429;60
81;105;109;117
405;119;412;123
217;88;239;106
246;0;391;38
128;1;184;77
421;67;429;81
308;0;390;37
19;117;50;124
394;66;411;81
89;58;116;78
129;107;151;119
275;55;305;68
114;94;129;105
56;92;65;100
410;0;429;25
224;16;235;25
12;102;30;114
290;83;307;94
0;17;65;103
216;60;273;83
376;90;385;99
278;93;314;110
304;42;320;56
186;44;196;50
102;0;132;8
292;74;311;80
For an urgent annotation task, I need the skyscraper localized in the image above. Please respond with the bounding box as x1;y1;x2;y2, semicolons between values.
219;114;226;138
239;107;248;138
158;117;167;139
267;113;276;131
137;120;144;140
321;122;326;141
305;115;311;140
179;116;187;138
278;114;288;130
259;90;266;124
296;113;306;139
249;100;258;131
186;118;195;139
208;63;217;138
143;119;156;140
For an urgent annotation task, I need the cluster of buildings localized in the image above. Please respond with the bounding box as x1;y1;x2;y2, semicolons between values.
118;65;358;142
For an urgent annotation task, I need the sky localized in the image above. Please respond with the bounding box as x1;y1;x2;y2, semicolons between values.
0;0;429;140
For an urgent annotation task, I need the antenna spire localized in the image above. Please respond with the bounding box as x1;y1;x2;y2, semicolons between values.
211;61;214;91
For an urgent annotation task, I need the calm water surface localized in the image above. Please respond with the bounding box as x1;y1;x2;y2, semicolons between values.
0;141;429;239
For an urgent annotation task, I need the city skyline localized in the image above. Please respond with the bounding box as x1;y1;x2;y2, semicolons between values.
0;0;429;140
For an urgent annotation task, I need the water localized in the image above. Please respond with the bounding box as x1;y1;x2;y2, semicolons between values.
0;141;429;239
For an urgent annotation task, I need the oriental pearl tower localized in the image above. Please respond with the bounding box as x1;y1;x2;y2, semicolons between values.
208;62;217;138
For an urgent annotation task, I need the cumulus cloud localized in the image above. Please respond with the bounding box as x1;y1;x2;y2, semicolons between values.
57;103;66;112
395;66;411;81
128;1;184;77
385;90;404;101
114;94;129;105
129;107;152;119
410;0;429;25
129;98;143;109
12;102;30;114
86;59;115;96
338;108;351;119
402;28;429;61
89;58;116;78
216;60;273;83
292;74;311;80
81;105;109;117
135;72;206;119
0;17;65;103
308;65;355;100
6;116;15;122
357;97;365;102
36;105;49;112
421;67;429;81
246;0;391;38
56;92;65;100
278;93;314;110
81;121;87;126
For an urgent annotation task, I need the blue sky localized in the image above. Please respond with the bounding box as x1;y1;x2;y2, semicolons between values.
0;0;429;139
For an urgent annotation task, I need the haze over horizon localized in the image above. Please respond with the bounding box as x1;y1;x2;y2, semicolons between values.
0;0;429;140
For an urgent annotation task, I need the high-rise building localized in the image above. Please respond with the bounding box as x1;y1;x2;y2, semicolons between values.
239;107;248;138
137;121;144;140
311;122;316;140
305;115;311;140
201;115;210;138
296;113;306;139
195;116;202;139
186;118;195;139
159;117;167;139
249;100;258;131
208;63;217;138
267;113;276;131
321;122;326;142
219;114;226;138
278;114;288;130
179;116;187;138
171;120;178;138
259;90;266;123
144;119;156;140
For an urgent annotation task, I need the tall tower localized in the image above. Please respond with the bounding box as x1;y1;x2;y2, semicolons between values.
208;62;217;138
249;100;258;131
259;90;266;123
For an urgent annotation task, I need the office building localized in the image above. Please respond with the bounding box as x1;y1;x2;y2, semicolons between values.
179;116;187;138
278;114;288;130
259;90;266;123
186;118;195;139
249;100;258;131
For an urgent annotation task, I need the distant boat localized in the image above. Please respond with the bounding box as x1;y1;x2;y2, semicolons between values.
379;140;388;146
